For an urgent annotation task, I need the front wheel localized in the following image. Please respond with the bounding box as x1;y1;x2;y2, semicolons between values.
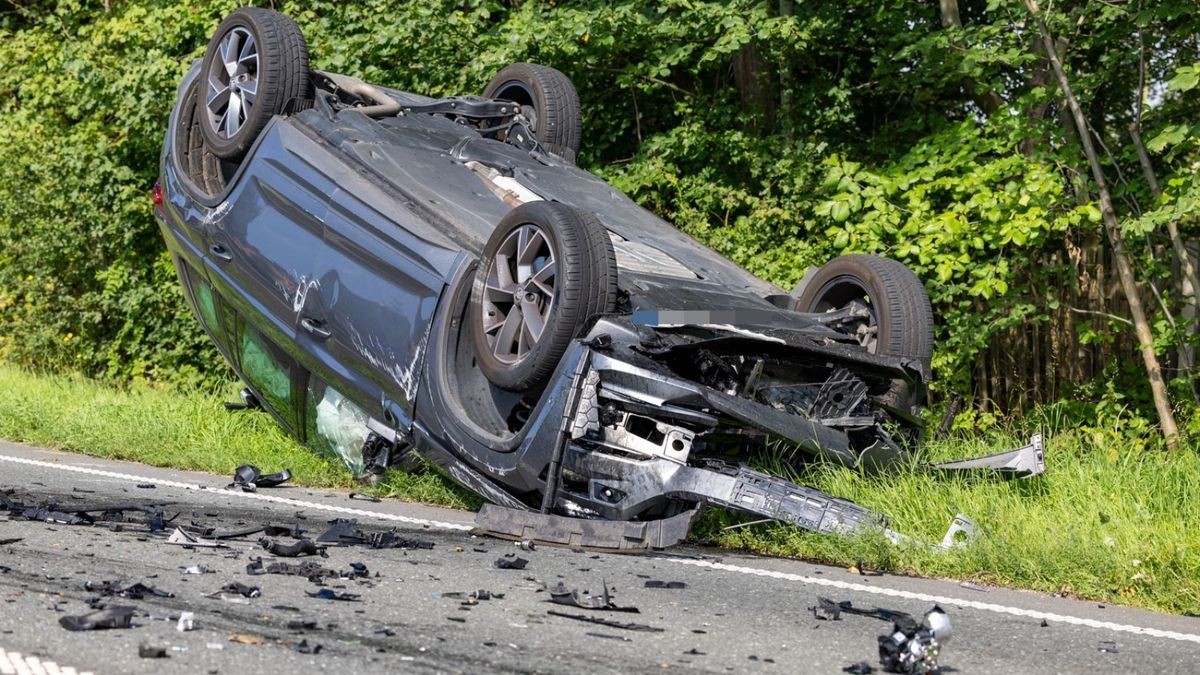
793;254;934;370
470;202;617;392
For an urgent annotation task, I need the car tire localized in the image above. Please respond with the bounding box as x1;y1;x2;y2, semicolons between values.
199;8;312;161
471;202;617;391
483;63;581;161
793;254;934;369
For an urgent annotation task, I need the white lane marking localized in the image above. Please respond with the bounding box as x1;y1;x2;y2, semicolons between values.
5;450;1199;645
0;453;472;532
659;557;1200;645
0;650;92;675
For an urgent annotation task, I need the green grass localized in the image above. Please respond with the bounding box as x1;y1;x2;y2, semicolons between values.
0;365;1196;614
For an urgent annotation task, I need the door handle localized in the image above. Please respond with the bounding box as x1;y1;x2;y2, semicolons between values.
300;317;332;340
209;244;233;262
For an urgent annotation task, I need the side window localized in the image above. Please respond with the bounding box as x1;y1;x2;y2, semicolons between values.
193;279;220;333
236;324;298;431
305;377;371;475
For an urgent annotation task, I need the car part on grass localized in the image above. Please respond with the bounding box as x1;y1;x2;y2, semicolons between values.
60;606;137;631
160;9;1051;552
259;537;326;557
548;581;638;612
229;464;293;491
929;434;1046;479
546;610;663;633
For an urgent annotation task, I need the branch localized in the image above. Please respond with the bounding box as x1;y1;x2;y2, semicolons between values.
1068;306;1132;326
582;65;694;97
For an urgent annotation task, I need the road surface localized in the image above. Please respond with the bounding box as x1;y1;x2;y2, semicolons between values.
0;440;1196;674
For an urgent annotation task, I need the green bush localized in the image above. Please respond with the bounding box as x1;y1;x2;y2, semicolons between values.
1;1;1197;420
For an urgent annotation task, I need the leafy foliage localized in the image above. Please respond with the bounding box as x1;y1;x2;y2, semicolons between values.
0;1;1198;421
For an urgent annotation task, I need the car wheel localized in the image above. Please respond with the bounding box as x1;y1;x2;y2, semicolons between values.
794;254;934;369
471;202;617;391
483;63;581;161
199;8;312;161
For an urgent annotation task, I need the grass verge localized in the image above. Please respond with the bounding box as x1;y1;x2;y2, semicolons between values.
0;365;1195;614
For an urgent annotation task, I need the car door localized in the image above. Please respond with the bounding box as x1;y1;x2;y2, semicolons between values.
301;185;460;431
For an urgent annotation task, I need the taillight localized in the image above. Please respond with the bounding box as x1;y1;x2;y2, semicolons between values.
152;181;163;207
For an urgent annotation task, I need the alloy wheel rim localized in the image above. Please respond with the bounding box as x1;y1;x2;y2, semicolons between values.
481;223;557;364
205;26;259;139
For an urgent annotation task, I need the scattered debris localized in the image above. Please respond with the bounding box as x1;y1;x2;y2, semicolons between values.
136;484;157;490
810;597;842;621
176;612;195;632
548;581;638;612
586;632;631;642
494;555;528;570
166;527;227;548
287;620;319;630
348;492;381;502
546;610;663;632
315;519;434;549
0;537;24;545
222;582;262;598
959;581;987;593
229;465;293;492
246;556;355;581
294;639;323;654
816;597;951;674
60;606;137;631
306;589;361;602
684;648;706;655
84;581;174;599
1099;641;1120;654
259;537;327;558
180;565;213;575
228;633;267;645
447;616;467;623
138;644;169;659
644;580;687;589
843;661;875;674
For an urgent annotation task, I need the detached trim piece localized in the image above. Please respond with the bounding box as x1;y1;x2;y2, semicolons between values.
930;434;1045;479
474;504;701;551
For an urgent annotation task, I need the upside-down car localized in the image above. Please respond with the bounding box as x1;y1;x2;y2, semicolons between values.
155;8;1042;550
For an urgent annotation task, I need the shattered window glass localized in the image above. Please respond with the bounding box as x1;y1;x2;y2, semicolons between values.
305;378;370;474
237;327;293;426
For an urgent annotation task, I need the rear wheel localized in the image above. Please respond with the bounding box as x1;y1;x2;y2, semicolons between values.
199;8;312;161
483;63;581;161
794;254;934;370
471;202;616;391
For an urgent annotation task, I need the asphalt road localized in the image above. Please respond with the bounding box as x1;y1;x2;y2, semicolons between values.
0;441;1197;674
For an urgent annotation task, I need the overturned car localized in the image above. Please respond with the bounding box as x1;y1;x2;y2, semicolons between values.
155;8;1042;551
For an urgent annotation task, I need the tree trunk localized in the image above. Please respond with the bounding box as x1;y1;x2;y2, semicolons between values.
1130;122;1200;388
1025;0;1179;447
939;0;1005;116
777;0;794;141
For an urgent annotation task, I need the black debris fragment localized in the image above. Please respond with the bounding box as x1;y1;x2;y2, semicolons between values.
228;464;292;492
1040;619;1049;628
684;648;706;655
306;589;361;602
546;610;664;633
586;632;631;642
246;557;348;581
1099;641;1120;654
84;581;174;599
810;597;842;621
60;606;137;631
447;616;466;623
375;628;396;637
259;537;327;558
644;580;687;589
843;662;875;674
136;484;157;490
287;620;319;630
222;582;261;598
314;519;433;549
494;555;528;570
294;639;323;654
548;581;638;612
348;492;381;502
0;538;22;545
138;644;169;659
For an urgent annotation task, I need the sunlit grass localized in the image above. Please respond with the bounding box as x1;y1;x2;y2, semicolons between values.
1;365;1195;614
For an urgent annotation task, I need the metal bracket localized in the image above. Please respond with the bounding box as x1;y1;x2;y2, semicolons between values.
474;503;701;552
